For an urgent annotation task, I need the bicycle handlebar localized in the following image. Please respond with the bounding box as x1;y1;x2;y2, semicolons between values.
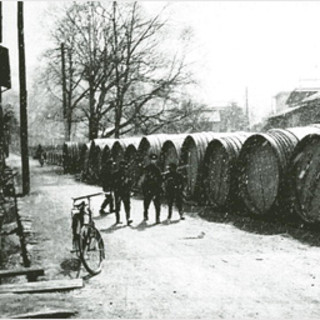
72;192;104;201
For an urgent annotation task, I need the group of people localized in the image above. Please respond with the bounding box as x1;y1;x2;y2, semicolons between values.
99;153;185;226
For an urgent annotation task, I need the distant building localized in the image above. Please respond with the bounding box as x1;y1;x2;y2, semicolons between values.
199;105;248;132
199;106;224;131
273;91;291;114
265;88;320;130
286;88;319;107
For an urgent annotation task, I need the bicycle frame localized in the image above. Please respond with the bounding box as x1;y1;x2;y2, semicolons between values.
72;192;103;223
70;192;105;275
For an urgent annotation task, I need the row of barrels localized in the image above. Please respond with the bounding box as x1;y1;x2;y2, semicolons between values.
44;125;320;224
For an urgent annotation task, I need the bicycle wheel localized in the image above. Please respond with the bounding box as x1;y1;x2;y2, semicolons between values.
79;225;105;275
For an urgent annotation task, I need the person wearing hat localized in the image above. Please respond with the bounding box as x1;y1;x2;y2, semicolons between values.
99;158;115;215
112;159;133;225
163;162;185;222
141;153;162;224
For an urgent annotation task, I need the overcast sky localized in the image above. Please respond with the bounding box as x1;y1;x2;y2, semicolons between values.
3;1;320;124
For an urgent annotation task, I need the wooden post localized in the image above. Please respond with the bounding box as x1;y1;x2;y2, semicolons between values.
17;1;30;195
0;2;2;43
0;2;4;173
0;1;3;151
13;177;31;268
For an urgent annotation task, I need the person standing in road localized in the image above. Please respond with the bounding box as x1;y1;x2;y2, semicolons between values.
112;160;133;226
35;144;44;160
163;162;185;222
99;159;115;215
141;153;162;224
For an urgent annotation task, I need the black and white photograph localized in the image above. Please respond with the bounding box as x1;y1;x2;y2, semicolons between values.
1;0;320;318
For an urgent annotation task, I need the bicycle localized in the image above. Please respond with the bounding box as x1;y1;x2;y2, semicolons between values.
71;192;105;275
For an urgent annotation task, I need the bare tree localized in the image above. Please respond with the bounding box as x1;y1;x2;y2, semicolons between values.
40;1;197;140
103;2;193;138
41;2;115;140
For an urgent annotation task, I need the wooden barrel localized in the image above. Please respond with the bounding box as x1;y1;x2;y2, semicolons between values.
136;134;170;180
111;137;141;170
63;142;84;174
79;143;90;173
159;134;188;172
238;126;320;215
48;144;63;166
124;143;139;187
90;139;117;183
288;129;320;223
180;132;224;201
203;132;252;209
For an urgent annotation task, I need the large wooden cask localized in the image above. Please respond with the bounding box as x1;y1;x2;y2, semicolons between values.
47;144;63;166
180;132;223;201
111;137;141;170
288;131;320;223
89;139;116;183
63;142;85;174
79;143;90;173
203;132;251;209
124;143;140;188
160;134;188;172
136;134;170;181
238;126;320;215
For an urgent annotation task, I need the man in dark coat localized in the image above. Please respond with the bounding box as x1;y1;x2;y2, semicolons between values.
142;153;162;224
35;144;44;160
163;162;185;222
112;160;133;226
99;159;115;215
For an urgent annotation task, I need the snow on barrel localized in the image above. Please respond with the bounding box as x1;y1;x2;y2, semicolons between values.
288;130;320;223
180;132;224;201
160;134;188;172
238;126;320;215
203;132;252;209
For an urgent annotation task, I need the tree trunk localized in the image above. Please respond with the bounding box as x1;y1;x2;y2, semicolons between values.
88;79;98;140
67;49;74;139
61;43;70;141
89;115;98;140
114;101;120;139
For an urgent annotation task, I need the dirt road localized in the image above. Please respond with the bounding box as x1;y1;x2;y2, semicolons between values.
2;155;320;319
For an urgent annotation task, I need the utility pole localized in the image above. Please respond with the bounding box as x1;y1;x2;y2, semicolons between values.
0;2;3;173
18;1;30;195
60;42;69;141
0;1;3;105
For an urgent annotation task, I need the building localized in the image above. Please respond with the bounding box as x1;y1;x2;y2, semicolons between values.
199;105;249;132
198;106;224;131
265;88;320;130
273;91;291;114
